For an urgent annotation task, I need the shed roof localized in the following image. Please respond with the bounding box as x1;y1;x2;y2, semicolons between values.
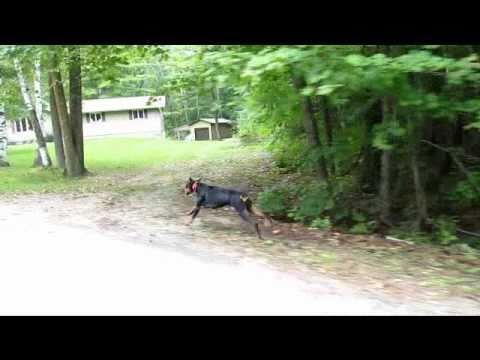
173;118;234;132
198;118;233;124
82;96;165;113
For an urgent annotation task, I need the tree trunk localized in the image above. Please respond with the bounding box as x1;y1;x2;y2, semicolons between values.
180;88;189;124
0;103;9;167
30;110;51;168
358;100;382;192
158;108;166;139
378;46;394;226
49;52;83;177
33;56;48;166
292;75;329;180
214;113;221;140
379;150;392;225
321;96;335;176
408;100;429;230
213;87;221;140
48;72;65;169
410;148;429;230
34;57;47;136
379;97;393;226
196;92;200;120
14;58;52;168
68;46;86;174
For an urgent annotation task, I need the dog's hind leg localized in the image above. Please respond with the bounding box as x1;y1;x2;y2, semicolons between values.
237;209;263;240
246;203;273;228
187;206;197;215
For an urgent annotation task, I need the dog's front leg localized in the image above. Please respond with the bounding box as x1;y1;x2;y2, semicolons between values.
186;197;205;225
188;206;201;225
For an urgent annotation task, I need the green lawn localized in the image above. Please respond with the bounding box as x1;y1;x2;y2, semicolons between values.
0;137;260;194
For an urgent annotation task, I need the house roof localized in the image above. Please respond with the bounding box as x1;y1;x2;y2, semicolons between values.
82;96;165;113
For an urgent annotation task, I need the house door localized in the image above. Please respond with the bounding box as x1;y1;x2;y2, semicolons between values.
194;128;210;141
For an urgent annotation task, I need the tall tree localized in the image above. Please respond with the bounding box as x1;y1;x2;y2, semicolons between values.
378;97;394;227
48;72;65;169
321;96;335;176
68;46;86;174
293;75;329;180
49;51;83;177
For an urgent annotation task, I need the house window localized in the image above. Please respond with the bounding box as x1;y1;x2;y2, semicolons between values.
85;112;106;123
13;118;32;133
129;109;148;120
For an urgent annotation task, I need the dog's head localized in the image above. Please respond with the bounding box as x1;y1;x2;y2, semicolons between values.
185;177;201;195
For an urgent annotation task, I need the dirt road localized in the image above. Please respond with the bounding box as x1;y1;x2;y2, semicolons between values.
1;191;479;315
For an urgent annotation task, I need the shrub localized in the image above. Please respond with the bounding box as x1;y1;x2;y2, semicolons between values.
257;187;291;218
311;217;332;230
349;222;370;234
450;171;480;206
433;217;459;245
288;183;333;223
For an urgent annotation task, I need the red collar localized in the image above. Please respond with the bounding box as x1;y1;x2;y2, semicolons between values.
192;182;199;193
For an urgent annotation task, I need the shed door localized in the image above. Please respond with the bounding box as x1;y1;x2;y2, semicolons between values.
194;127;210;141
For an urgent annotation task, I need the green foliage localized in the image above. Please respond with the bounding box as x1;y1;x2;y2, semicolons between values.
258;179;340;227
372;122;407;150
433;217;459;246
257;187;291;218
288;183;333;224
450;171;480;206
349;223;371;235
345;211;373;234
311;217;332;230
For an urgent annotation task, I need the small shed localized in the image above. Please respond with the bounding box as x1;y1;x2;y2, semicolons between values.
174;118;234;141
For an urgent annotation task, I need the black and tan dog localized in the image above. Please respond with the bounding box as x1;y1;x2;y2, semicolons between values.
184;177;273;239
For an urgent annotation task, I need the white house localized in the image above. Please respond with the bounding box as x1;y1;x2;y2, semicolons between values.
173;118;235;141
7;95;166;144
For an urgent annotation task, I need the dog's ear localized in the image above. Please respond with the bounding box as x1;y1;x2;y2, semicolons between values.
189;177;193;182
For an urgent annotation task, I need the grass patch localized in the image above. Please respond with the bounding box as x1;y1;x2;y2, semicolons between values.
0;137;262;194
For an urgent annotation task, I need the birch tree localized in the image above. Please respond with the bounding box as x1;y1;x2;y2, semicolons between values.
213;86;221;140
159;104;166;139
13;58;52;168
0;100;9;167
33;57;47;136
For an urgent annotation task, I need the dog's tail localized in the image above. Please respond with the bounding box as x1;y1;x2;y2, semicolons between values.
241;194;273;227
